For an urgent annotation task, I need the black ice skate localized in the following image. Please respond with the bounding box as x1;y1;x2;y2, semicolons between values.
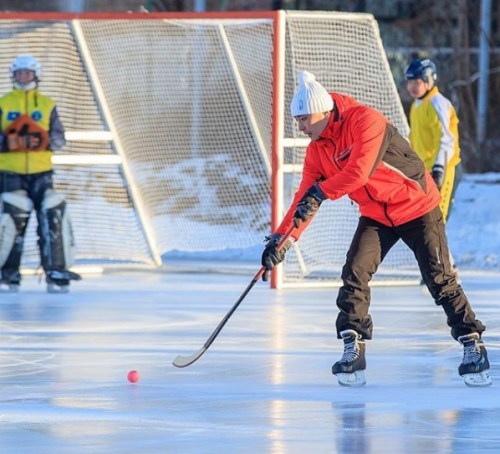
0;270;20;293
46;270;81;294
47;281;69;294
458;333;492;388
0;280;19;293
332;329;366;387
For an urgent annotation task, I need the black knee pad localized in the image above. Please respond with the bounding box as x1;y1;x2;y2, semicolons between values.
38;191;75;271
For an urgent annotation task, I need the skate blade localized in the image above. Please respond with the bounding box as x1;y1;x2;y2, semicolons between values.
337;371;366;387
463;371;492;388
0;285;19;294
47;284;69;294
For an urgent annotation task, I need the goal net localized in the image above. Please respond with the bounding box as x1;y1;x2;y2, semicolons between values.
280;12;418;286
0;11;418;285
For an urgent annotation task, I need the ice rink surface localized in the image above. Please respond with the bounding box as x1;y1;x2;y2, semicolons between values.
0;270;499;454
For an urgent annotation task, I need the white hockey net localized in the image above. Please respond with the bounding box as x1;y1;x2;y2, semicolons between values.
0;20;153;267
0;17;273;269
281;11;418;285
78;18;273;255
0;12;418;283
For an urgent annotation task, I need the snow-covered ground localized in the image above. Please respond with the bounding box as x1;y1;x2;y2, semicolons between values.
447;173;500;270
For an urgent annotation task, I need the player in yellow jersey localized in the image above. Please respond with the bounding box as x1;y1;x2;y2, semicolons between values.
405;58;462;278
405;58;462;222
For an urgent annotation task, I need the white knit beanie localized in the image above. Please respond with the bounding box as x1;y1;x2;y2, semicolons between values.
290;71;334;117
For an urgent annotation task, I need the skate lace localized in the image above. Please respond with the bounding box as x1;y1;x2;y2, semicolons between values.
462;342;481;365
341;338;359;363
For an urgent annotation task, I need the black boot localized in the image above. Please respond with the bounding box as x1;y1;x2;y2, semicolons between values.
0;281;20;293
0;269;21;293
332;329;366;374
458;333;491;387
46;270;81;294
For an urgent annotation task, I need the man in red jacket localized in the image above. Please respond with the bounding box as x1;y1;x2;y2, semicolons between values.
262;71;490;388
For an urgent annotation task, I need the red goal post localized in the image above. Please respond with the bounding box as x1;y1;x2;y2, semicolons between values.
0;11;418;286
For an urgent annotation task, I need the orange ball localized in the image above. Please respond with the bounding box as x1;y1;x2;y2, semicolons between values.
127;370;140;383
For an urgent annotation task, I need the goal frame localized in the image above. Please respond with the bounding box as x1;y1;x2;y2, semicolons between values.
0;11;410;288
0;10;287;278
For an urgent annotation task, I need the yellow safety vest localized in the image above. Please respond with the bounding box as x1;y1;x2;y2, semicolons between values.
0;88;56;174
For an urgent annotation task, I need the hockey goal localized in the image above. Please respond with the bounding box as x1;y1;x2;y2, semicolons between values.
0;11;419;286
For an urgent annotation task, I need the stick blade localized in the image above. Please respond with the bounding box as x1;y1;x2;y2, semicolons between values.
172;347;207;368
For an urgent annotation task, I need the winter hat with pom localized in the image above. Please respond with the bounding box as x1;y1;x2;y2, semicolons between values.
290;71;334;117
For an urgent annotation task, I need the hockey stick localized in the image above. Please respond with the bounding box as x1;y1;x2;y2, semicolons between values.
172;227;295;368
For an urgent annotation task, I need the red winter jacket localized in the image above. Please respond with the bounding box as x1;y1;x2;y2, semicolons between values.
277;93;441;239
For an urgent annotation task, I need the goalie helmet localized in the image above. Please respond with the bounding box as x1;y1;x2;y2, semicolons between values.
405;59;437;86
9;55;41;91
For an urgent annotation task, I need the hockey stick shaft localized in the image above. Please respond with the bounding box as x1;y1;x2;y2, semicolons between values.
173;226;295;368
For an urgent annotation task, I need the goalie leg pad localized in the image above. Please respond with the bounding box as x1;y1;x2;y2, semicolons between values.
0;212;16;269
0;191;33;270
37;190;75;272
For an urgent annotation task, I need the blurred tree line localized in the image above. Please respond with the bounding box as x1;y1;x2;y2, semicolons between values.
5;0;500;171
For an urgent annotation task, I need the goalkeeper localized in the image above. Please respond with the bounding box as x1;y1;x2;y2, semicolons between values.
0;55;81;293
261;71;489;387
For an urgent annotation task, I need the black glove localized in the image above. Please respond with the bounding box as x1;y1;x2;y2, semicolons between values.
294;184;326;227
261;234;293;281
432;165;445;190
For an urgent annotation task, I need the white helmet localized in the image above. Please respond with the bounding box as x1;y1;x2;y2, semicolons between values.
9;55;41;90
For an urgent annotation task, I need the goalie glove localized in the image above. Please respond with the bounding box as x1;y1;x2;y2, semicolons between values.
432;164;445;190
293;183;326;228
4;115;49;151
261;233;294;282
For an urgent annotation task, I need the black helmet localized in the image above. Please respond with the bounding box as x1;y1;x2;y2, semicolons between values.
405;59;437;85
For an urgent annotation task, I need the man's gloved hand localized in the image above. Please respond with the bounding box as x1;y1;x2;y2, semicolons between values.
294;183;326;227
261;233;294;281
432;164;445;190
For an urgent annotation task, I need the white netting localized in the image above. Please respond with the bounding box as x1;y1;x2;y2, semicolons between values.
282;11;419;283
0;21;153;267
79;19;273;253
0;18;273;268
0;13;418;283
